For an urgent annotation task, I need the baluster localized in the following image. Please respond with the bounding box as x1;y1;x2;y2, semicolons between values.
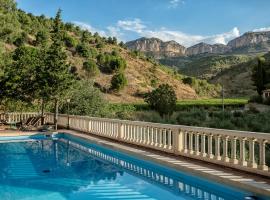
195;133;200;156
159;129;163;148
189;132;194;154
150;127;154;146
155;128;159;147
240;137;247;166
222;136;229;162
168;130;172;150
183;131;188;153
163;129;167;148
230;136;238;164
208;134;213;159
201;133;207;157
214;135;221;160
258;139;268;171
248;138;256;169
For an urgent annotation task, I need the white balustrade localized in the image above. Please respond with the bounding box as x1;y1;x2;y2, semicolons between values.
1;112;269;177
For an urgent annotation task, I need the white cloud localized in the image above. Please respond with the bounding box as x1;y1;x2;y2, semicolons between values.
73;19;244;47
73;21;108;37
168;0;184;8
253;27;270;32
117;18;146;33
112;19;240;47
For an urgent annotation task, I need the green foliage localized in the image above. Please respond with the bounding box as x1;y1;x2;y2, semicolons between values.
144;84;177;117
39;9;73;100
35;30;49;47
182;77;194;85
110;72;128;91
60;80;109;117
63;32;76;48
98;52;127;73
251;57;269;95
107;36;117;45
76;43;89;57
0;46;42;102
13;32;27;47
83;59;99;78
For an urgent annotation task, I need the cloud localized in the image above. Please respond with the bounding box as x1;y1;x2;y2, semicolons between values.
73;21;108;37
168;0;184;8
74;19;242;47
111;19;240;46
117;18;146;33
253;27;270;32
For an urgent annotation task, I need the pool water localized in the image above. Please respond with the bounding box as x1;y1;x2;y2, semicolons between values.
0;133;267;200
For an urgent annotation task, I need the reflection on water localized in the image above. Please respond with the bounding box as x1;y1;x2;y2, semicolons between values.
0;136;262;200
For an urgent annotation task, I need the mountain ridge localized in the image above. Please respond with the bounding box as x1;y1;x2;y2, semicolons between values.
126;31;270;58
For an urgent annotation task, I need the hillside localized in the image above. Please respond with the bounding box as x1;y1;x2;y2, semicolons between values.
160;54;253;79
0;1;221;103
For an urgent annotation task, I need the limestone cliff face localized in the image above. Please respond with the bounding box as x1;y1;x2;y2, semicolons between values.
126;31;270;58
125;37;186;58
186;43;230;56
228;31;270;50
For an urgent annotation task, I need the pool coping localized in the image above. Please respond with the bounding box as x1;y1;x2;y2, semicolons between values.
1;130;270;198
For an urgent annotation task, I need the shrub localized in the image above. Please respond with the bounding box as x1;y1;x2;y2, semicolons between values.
110;72;128;91
76;43;89;57
82;60;99;78
182;77;194;85
35;30;49;46
249;95;263;103
13;32;27;47
144;84;177;117
63;33;76;48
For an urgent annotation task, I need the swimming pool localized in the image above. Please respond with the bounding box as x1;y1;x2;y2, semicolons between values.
0;133;268;200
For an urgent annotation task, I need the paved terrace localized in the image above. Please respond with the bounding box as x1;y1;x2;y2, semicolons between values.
0;129;270;198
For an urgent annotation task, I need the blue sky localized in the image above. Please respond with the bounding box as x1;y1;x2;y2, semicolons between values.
17;0;270;47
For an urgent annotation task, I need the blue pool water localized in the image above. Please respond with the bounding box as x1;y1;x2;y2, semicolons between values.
0;133;268;200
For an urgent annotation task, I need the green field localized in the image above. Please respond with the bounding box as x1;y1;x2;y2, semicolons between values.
110;98;248;111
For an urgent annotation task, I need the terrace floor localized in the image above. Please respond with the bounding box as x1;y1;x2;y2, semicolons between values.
0;129;270;197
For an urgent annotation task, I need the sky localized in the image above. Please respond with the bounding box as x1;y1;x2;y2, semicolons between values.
17;0;270;47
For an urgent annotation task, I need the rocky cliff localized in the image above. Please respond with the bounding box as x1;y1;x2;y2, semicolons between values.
126;31;270;57
125;37;186;58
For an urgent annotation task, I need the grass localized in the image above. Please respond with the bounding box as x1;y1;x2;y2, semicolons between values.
109;98;249;111
176;98;248;106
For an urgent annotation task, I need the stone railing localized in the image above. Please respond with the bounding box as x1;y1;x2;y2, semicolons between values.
1;112;269;177
0;112;39;123
43;113;270;177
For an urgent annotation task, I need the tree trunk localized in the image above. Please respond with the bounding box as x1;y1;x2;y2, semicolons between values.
41;99;45;125
54;99;59;130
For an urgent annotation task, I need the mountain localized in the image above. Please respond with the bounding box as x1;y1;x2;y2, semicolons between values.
0;1;221;103
186;43;230;56
126;31;270;57
125;37;186;58
227;31;270;53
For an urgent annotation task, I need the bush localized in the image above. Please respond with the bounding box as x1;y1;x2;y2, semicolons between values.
110;72;128;91
76;43;89;57
82;60;99;78
182;77;194;85
13;32;27;47
144;84;177;117
249;95;263;103
60;80;109;117
63;33;76;48
35;30;49;46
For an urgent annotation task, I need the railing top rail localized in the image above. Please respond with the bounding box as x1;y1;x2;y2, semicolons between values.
44;112;270;140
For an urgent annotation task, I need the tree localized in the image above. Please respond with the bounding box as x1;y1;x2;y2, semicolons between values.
0;46;44;112
60;80;109;117
144;84;177;118
76;43;89;57
35;30;49;47
110;72;127;91
13;32;27;47
39;9;73;128
83;60;99;78
252;57;266;95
